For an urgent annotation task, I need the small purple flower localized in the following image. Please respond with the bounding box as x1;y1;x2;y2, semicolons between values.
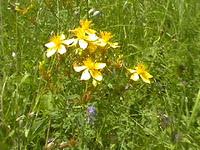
87;106;97;124
87;106;96;116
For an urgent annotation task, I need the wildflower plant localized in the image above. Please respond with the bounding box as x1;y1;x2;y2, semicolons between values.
42;19;154;110
43;19;123;86
40;18;154;148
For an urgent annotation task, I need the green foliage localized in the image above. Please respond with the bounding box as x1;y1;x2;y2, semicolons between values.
1;0;200;149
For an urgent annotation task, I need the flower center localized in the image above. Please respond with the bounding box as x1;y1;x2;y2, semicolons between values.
100;32;113;42
73;28;86;39
51;36;62;48
136;64;146;74
83;59;95;70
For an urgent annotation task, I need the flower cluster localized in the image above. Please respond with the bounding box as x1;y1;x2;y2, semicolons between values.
43;19;153;85
43;19;120;86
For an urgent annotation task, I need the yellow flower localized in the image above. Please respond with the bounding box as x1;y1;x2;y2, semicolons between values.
73;58;106;81
80;19;96;34
66;27;98;50
96;31;119;48
66;19;98;50
128;64;153;84
45;34;69;57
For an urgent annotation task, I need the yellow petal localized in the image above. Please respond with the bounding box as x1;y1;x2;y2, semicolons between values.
145;72;153;79
140;72;153;84
45;42;55;48
110;42;119;48
81;69;91;80
58;45;66;54
92;79;98;87
46;49;56;57
130;73;139;81
86;29;96;34
60;34;66;40
140;76;150;84
90;70;103;81
73;65;87;72
79;39;88;49
97;39;106;47
94;63;106;69
127;69;136;73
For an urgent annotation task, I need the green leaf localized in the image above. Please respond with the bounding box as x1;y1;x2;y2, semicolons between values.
39;92;54;112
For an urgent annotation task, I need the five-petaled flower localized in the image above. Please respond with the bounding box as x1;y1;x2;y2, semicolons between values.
73;58;106;81
66;20;98;50
128;64;153;84
96;31;119;48
66;27;98;50
80;19;96;35
45;34;69;57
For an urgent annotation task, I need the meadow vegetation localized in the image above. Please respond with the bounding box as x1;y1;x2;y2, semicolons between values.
1;0;200;149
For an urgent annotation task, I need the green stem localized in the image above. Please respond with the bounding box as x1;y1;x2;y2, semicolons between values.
188;89;200;126
45;118;51;148
0;76;8;120
57;0;60;31
86;0;89;19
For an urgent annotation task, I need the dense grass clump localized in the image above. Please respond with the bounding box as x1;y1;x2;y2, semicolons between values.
1;0;200;149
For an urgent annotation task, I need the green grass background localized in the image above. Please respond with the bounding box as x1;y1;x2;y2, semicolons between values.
1;0;200;149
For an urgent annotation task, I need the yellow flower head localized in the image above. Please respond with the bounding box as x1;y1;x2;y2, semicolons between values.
100;31;113;42
128;64;153;84
96;31;119;48
67;27;98;50
45;34;69;57
72;27;86;39
73;58;106;81
80;19;96;34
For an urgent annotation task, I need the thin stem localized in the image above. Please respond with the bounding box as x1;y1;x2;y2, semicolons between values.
0;77;8;119
45;118;51;148
188;89;200;127
57;0;60;31
86;0;89;19
0;0;3;52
